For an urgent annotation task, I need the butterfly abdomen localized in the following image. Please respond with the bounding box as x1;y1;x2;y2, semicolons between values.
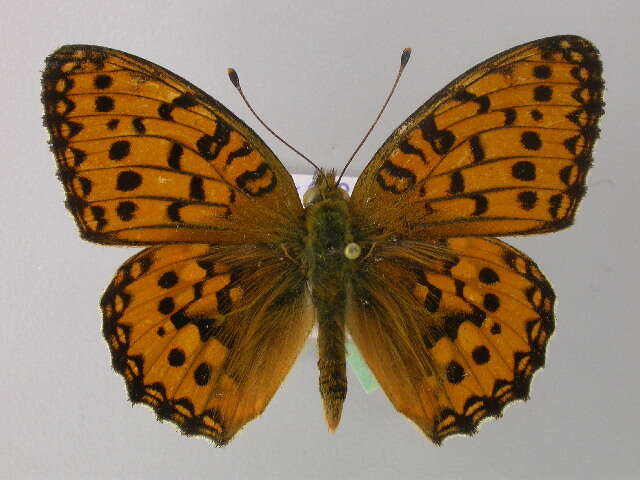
305;192;354;430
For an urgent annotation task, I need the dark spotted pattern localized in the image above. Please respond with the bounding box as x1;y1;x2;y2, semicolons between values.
471;195;488;215
109;140;130;160
518;191;538;210
559;165;574;186
478;267;499;284
472;346;490;365
549;194;563;219
469;135;485;163
216;270;239;316
158;297;175;315
132;117;145;134
453;89;490;114
226;144;254;166
502;108;516;126
376;160;417;194
420;114;455;155
432;238;556;443
194;363;212;386
196;120;231;160
449;171;464;194
428;308;486;345
146;263;241;347
168;348;186;367
512;161;536;181
94;74;113;89
520;131;542;151
234;162;277;197
399;139;427;164
116;170;142;191
158;271;178;289
446;361;465;384
530;109;543;121
533;85;552;102
158;93;197;120
78;177;92;196
564;135;580;155
95;95;114;112
89;206;107;230
70;148;86;167
370;37;603;250
167;143;183;170
483;293;500;312
416;270;442;313
189;176;205;201
116;201;137;221
533;64;552;79
195;120;277;197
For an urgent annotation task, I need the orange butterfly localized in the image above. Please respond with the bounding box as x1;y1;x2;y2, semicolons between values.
42;35;604;445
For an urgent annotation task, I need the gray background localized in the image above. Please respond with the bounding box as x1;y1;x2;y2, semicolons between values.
2;0;638;478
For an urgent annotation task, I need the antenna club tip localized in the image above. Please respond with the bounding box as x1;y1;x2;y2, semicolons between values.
401;48;412;67
227;68;240;88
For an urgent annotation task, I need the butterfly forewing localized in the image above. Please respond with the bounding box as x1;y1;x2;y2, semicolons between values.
351;35;604;238
42;45;303;245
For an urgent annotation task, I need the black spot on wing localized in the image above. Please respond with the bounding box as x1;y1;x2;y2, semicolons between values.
225;144;253;166
189;176;205;200
167;143;183;170
502;108;516;126
197;119;231;161
399;139;427;164
449;171;464;194
132;117;146;134
470;194;488;215
235;162;277;197
375;160;417;194
469;135;485;163
453;89;490;114
419;114;455;155
158;93;198;120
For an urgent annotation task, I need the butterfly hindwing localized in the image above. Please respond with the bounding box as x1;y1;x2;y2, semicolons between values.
347;237;554;443
102;243;312;445
351;35;604;238
42;45;302;245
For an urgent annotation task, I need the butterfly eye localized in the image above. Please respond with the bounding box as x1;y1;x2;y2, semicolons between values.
302;186;321;206
344;242;361;260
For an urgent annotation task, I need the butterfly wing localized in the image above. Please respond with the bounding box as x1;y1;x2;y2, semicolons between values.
43;46;311;444
347;237;554;443
102;243;311;445
351;35;604;238
42;45;302;245
347;35;603;443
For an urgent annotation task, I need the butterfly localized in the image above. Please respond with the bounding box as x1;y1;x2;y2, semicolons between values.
41;35;604;445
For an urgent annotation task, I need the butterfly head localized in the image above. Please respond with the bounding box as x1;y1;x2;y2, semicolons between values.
302;169;349;207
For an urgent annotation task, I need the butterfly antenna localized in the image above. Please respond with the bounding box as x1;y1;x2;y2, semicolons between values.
336;48;412;185
228;68;323;174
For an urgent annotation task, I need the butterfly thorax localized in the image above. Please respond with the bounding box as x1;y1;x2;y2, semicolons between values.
303;170;356;430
